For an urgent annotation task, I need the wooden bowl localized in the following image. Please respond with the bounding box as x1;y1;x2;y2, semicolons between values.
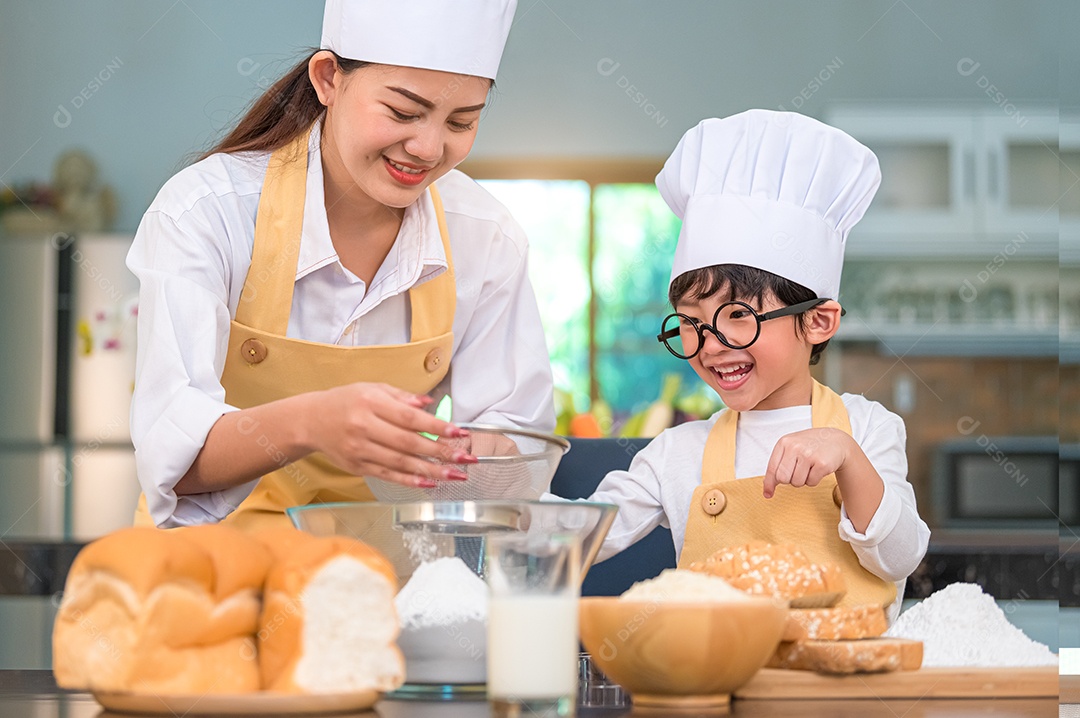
578;596;788;709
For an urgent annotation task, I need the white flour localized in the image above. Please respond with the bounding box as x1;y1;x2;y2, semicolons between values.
621;568;752;602
395;557;489;683
885;582;1056;667
402;529;440;565
395;556;488;629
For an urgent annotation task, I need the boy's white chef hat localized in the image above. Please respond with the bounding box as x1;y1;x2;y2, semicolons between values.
321;0;517;80
656;110;880;300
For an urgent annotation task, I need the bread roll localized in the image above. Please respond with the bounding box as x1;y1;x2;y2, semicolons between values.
175;524;273;644
53;525;271;694
767;637;924;674
252;525;317;563
688;542;846;606
781;604;888;642
258;535;404;694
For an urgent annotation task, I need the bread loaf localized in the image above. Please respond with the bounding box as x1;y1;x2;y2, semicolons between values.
767;638;924;674
53;525;272;694
781;604;887;642
252;525;317;563
258;535;405;694
688;542;846;606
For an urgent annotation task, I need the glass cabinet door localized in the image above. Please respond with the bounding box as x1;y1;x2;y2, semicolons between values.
979;112;1059;239
826;107;979;254
1062;117;1080;363
1059;116;1080;265
827;106;1060;258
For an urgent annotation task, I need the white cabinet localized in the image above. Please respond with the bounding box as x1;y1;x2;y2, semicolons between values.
823;105;1060;358
0;447;65;539
1060;116;1080;364
0;598;57;669
825;107;976;242
980;113;1060;237
1061;116;1080;265
826;105;1059;258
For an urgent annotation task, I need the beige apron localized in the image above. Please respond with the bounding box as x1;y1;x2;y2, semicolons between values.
679;380;896;608
134;130;456;531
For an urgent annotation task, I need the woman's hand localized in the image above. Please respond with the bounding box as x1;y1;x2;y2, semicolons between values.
306;382;477;488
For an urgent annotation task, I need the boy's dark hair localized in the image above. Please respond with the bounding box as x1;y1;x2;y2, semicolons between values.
668;264;831;365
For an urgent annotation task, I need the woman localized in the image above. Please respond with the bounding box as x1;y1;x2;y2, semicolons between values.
129;0;554;530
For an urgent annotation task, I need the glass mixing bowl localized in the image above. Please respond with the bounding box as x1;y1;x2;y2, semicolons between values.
288;500;618;696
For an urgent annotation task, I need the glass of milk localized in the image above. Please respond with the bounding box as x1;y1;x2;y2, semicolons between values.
485;532;581;717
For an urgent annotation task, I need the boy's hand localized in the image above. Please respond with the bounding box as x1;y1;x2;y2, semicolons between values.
762;427;885;534
763;428;851;499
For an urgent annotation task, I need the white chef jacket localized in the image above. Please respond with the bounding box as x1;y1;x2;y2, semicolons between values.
128;122;555;527
584;393;930;622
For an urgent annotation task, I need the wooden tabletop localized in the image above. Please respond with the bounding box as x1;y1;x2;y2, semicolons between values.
0;671;1061;717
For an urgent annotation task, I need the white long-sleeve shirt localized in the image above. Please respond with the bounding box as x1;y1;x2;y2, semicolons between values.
586;393;930;622
127;123;555;527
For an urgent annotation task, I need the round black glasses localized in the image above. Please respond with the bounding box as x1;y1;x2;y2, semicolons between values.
656;298;831;359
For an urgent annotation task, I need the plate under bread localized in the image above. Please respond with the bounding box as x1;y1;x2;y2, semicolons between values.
92;688;380;715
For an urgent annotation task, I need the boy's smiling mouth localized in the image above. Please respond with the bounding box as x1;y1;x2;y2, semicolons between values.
711;361;753;390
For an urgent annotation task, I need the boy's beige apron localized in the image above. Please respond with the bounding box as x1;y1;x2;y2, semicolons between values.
133;130;455;532
679;380;897;608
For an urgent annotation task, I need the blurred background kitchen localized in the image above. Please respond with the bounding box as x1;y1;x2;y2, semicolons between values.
0;1;1072;665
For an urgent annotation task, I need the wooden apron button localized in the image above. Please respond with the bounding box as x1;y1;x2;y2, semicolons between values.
701;488;726;516
241;338;268;364
423;347;444;373
832;484;843;508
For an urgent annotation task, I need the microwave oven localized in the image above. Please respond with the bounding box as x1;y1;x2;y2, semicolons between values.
931;436;1061;529
1062;443;1080;528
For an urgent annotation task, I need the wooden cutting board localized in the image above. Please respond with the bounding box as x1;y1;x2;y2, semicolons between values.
734;667;1058;700
1061;674;1080;703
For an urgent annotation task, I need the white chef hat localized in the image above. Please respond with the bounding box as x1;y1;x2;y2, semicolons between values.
656;109;880;300
321;0;517;80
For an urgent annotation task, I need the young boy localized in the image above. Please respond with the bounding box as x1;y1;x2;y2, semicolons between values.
588;110;930;622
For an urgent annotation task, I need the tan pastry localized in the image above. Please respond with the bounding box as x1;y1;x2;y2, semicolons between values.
781;604;887;642
767;637;924;674
688;541;846;607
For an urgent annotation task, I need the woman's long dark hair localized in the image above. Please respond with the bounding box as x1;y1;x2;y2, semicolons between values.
199;51;369;160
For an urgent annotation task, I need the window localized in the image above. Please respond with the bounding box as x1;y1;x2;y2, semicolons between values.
466;160;701;418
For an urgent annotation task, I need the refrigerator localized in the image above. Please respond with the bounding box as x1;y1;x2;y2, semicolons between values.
0;231;140;542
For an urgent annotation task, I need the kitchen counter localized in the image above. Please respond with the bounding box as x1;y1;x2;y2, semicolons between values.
0;536;1063;668
1;531;1060;598
0;671;1060;717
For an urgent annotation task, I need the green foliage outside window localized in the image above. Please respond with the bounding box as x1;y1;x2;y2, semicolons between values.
478;179;720;426
592;184;699;414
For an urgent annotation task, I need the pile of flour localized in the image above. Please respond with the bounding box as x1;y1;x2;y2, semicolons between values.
621;568;751;602
885;582;1056;667
396;556;488;629
394;557;489;683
